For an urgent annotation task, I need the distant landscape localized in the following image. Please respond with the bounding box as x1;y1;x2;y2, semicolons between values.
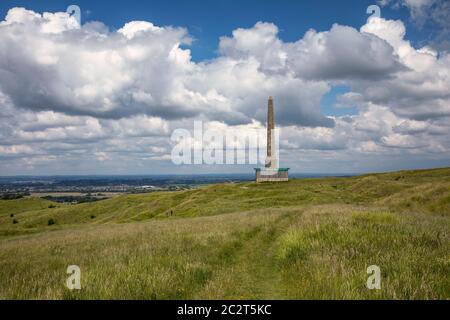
0;173;351;203
0;167;448;299
0;174;248;203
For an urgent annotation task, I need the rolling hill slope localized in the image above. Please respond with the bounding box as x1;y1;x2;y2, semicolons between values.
0;168;449;299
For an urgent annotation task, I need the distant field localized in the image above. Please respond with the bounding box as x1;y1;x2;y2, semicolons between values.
0;168;449;299
29;192;124;198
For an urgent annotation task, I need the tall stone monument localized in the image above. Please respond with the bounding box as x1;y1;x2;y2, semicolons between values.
266;96;277;169
255;97;289;182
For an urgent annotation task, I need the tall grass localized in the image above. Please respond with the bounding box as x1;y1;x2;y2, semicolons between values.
0;168;449;299
275;206;449;299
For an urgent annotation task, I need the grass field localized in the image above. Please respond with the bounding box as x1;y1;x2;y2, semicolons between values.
0;168;449;299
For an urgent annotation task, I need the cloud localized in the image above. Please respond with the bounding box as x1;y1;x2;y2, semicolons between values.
354;17;450;121
0;9;331;128
380;0;450;50
288;24;405;80
0;8;405;128
0;8;197;121
0;7;449;174
219;22;405;80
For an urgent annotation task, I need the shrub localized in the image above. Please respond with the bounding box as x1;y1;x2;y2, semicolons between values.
48;218;56;226
12;219;18;224
10;214;14;218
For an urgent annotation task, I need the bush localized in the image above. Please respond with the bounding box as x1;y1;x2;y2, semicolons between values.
10;214;14;218
12;219;18;224
91;215;95;219
48;204;57;209
48;218;56;226
1;193;25;200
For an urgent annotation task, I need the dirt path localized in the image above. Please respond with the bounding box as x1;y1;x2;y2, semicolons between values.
194;210;298;299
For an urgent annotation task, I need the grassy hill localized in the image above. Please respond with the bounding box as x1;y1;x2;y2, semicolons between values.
0;168;449;299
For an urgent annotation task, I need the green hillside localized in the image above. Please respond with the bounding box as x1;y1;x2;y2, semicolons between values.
0;168;449;299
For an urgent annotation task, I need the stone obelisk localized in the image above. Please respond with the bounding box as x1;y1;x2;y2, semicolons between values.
255;96;289;182
266;96;277;169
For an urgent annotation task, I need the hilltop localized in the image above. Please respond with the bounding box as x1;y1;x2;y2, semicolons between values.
0;167;449;299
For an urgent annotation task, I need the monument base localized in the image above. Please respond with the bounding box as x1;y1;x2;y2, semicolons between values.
254;168;289;182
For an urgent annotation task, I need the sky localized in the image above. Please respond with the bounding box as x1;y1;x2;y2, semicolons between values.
0;0;449;175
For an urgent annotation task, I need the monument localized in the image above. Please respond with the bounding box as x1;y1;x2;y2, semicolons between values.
255;96;289;182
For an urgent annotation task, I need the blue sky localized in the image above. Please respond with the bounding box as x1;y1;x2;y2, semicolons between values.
0;0;449;175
